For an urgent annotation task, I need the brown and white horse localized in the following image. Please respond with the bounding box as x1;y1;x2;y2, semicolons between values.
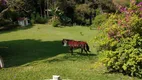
62;39;90;54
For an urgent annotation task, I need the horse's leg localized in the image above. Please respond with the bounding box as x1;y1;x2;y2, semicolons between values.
84;46;88;54
70;47;73;55
81;48;83;54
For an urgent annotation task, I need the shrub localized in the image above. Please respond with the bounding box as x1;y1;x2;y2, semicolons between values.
30;13;36;24
31;13;48;24
5;24;19;30
0;24;19;31
0;19;11;26
103;34;142;78
94;1;142;78
91;14;108;28
95;8;102;15
60;15;72;25
52;16;61;27
36;17;48;24
0;19;19;31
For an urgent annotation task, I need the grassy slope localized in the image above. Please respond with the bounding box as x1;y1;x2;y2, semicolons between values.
0;24;140;80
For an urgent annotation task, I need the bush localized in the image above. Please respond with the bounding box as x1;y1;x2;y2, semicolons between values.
52;16;61;27
5;24;19;29
103;34;142;77
0;24;19;31
30;13;36;24
91;14;108;28
35;14;48;24
0;19;18;30
0;19;12;26
31;13;48;24
60;15;72;25
95;8;102;15
94;1;142;78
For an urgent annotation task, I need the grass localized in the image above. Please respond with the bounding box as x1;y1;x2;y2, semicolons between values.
0;24;140;80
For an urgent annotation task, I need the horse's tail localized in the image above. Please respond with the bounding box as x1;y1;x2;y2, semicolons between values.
85;43;90;52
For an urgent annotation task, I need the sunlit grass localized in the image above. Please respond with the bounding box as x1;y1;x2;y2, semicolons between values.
0;24;140;80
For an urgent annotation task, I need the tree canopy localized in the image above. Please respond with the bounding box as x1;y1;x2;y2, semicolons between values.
0;0;118;26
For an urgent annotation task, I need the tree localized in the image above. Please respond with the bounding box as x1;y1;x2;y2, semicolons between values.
75;3;94;25
0;0;34;19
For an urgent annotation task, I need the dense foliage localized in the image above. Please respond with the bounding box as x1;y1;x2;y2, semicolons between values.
91;14;108;28
0;0;117;28
95;1;142;78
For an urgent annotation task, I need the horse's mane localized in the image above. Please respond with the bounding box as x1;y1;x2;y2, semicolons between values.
62;39;75;41
62;39;86;42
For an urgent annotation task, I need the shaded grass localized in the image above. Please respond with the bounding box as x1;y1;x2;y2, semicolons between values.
0;24;140;80
0;39;68;67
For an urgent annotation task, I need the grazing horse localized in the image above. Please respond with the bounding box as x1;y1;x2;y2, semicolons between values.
62;39;90;54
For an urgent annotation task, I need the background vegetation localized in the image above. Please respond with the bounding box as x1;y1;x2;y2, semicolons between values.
0;0;117;28
0;0;142;80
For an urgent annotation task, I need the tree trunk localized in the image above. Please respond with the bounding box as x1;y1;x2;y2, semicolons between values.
40;3;43;17
46;0;49;17
44;0;46;18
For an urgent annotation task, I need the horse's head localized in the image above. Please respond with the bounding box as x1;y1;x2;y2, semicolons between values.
62;39;69;46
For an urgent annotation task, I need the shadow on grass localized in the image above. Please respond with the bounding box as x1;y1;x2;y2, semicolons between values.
77;52;96;56
47;51;97;63
0;25;33;34
0;39;68;67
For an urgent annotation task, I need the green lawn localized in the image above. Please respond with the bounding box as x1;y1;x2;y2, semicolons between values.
0;24;140;80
